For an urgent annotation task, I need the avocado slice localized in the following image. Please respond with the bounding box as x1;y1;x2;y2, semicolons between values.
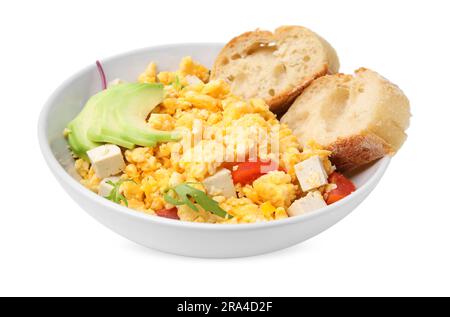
66;83;179;160
86;86;135;149
88;83;179;147
114;83;180;146
66;92;104;161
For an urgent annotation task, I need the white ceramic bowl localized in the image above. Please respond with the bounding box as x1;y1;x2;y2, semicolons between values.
38;43;390;258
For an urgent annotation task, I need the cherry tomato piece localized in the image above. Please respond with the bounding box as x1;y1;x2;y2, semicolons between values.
155;207;179;220
326;172;356;204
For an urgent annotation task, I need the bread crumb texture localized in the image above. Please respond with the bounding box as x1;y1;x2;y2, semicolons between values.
211;26;339;113
281;68;410;170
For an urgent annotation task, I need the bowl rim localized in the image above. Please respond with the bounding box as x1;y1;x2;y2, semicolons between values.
37;42;391;232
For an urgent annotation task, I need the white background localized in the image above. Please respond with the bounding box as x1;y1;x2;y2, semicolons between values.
1;0;449;297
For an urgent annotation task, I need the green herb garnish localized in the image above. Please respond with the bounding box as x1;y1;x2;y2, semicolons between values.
163;183;231;218
105;179;134;207
172;75;184;90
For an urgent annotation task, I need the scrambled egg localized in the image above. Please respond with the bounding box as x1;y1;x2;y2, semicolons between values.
75;56;334;224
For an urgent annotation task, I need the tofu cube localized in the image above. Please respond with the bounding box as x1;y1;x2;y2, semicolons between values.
294;155;328;191
87;144;126;179
287;191;327;217
203;169;237;198
98;176;121;197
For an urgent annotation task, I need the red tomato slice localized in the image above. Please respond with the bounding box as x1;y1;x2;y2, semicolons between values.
155;207;179;220
231;160;281;185
326;172;356;204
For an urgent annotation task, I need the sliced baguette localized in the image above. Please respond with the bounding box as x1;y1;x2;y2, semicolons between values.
211;26;339;114
280;68;411;171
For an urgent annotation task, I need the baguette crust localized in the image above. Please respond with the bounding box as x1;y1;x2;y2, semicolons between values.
281;68;410;171
327;134;392;171
212;26;339;114
267;64;328;114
